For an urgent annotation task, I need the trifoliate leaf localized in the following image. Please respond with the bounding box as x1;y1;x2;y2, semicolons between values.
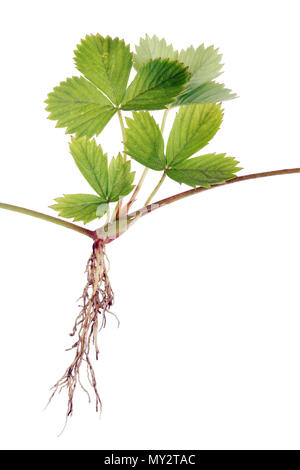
134;35;178;70
50;194;108;224
133;37;236;105
45;76;117;138
108;153;135;202
69;138;135;203
125;112;166;170
69;137;108;199
178;45;223;86
166;153;241;187
121;58;190;110
174;45;236;106
74;34;132;105
166;103;223;165
176;81;237;106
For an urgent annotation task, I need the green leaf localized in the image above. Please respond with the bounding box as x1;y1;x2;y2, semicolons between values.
108;153;135;202
96;202;109;217
125;112;166;170
121;58;189;110
133;37;236;105
45;76;117;138
176;81;237;106
74;34;132;105
134;35;178;70
69;137;108;199
166;153;241;187
50;194;108;224
174;45;236;106
178;45;223;86
166;103;223;165
69;138;135;202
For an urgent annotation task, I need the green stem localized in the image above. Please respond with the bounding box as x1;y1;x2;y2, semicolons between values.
117;109;127;162
144;172;166;206
126;167;148;211
140;109;170;208
160;108;169;134
106;205;111;225
111;109;128;222
0;202;96;239
111;201;120;221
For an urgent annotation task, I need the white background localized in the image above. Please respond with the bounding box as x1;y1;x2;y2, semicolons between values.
0;0;300;450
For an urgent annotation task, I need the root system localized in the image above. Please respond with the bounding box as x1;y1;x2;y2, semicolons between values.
47;240;116;430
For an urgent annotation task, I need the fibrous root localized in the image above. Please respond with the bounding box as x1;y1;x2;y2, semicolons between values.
47;240;116;431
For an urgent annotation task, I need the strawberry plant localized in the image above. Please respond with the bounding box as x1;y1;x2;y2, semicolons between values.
1;34;299;430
